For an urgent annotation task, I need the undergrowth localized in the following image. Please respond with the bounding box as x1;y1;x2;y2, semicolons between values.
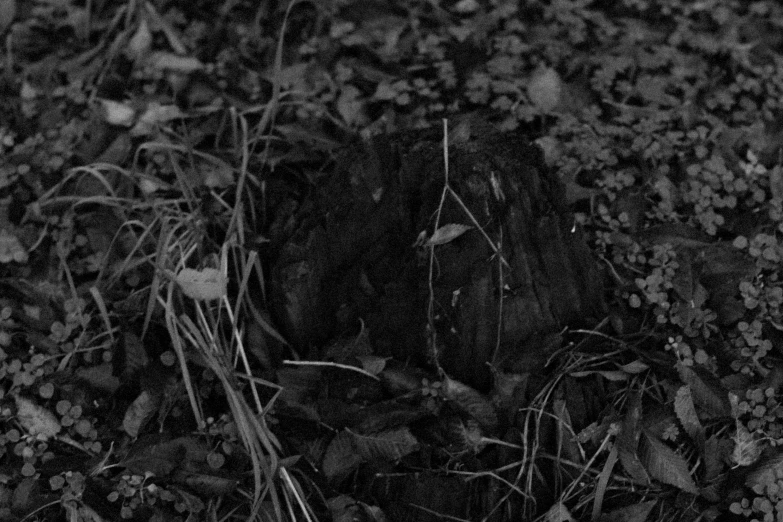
2;0;783;520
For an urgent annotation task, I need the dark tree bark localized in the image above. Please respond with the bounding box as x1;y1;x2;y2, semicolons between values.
271;118;605;388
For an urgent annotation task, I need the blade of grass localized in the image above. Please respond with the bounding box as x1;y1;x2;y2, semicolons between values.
89;286;115;345
591;445;617;522
161;282;204;429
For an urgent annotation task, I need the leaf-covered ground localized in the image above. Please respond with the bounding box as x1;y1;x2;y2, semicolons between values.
3;0;783;521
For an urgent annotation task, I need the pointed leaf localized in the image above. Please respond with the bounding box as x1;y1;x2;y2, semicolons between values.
617;394;650;484
323;431;364;484
677;364;730;418
619;360;649;374
323;428;419;484
553;399;583;464
674;385;704;449
640;430;698;494
350;427;419;462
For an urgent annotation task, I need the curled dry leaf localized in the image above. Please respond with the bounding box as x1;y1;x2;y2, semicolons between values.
426;223;473;246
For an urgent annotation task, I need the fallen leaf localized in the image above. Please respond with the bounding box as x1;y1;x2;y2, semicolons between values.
176;267;227;301
427;224;473;246
544;502;575;522
356;355;387;376
528;65;562;113
454;0;480;13
640;430;698;494
442;376;499;432
0;229;27;263
15;395;60;439
619;360;649;374
598;500;655;522
123;390;160;438
674;385;704;449
0;0;16;35
99;99;136;127
130;103;185;137
127;18;152;61
147;52;204;73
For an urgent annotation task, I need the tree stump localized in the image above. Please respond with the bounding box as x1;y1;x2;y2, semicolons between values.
270;118;605;388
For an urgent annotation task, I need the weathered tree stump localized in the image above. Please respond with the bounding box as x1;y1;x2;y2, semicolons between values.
270;118;605;388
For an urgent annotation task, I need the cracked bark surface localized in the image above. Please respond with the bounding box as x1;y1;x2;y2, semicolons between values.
271;120;606;388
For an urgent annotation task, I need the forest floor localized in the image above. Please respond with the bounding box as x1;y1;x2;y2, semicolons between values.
2;0;783;521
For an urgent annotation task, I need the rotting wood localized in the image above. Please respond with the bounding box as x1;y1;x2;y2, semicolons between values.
271;118;606;388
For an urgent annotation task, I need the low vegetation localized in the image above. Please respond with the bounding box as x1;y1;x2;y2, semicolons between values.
2;0;783;520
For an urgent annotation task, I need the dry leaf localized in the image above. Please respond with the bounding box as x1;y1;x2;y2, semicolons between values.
454;0;480;13
15;395;60;439
544;502;576;522
0;0;16;34
123;390;159;437
528;65;562;113
674;385;703;445
356;355;387;376
535;136;562;166
99;99;136;127
442;376;498;431
619;360;649;374
176;267;227;301
147;52;204;73
127;18;152;60
427;224;473;246
130;103;184;136
640;430;699;494
0;230;27;263
731;422;763;467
